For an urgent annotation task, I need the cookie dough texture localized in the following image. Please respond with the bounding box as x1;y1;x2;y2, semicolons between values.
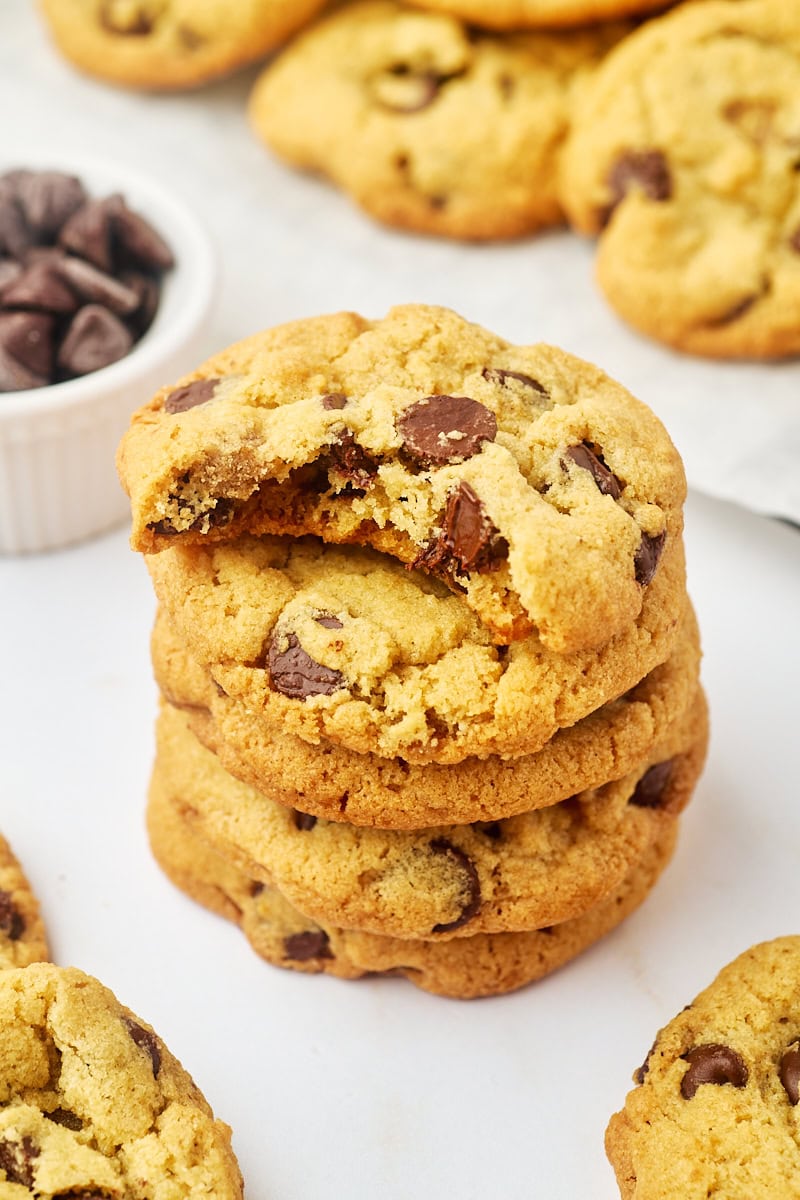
405;0;672;30
249;1;628;239
119;305;686;653
147;530;686;765
561;0;800;359
0;837;48;969
0;963;242;1197
39;0;328;89
151;689;707;939
152;601;701;826
606;937;800;1198
148;782;681;999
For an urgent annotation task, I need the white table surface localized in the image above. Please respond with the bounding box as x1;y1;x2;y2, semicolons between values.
2;4;800;1198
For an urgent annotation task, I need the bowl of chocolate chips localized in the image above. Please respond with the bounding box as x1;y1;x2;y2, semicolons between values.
0;158;216;553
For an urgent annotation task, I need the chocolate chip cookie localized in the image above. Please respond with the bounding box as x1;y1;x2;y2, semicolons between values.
119;305;687;653
248;1;628;239
151;688;707;938
405;0;673;30
0;836;48;969
148;781;681;999
561;0;800;358
606;937;800;1198
39;0;328;90
0;963;243;1197
146;528;687;765
152;601;701;826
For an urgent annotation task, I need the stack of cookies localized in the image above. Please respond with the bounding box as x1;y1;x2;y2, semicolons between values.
118;304;707;999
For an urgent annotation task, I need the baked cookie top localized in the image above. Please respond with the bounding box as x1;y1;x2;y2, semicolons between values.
0;963;242;1197
119;305;686;652
152;601;701;826
153;690;706;939
39;0;328;90
149;779;680;999
147;530;686;764
248;1;628;240
561;0;800;359
606;937;800;1198
404;0;673;31
0;836;48;969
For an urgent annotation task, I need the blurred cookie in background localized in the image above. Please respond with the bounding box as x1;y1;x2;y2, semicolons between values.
403;0;673;30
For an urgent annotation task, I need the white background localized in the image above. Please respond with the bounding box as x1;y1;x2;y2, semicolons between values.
2;5;800;1198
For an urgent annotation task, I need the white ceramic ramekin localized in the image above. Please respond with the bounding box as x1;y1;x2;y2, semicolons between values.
0;155;217;554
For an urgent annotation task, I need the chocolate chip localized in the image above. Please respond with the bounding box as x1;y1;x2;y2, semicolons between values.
429;839;481;933
0;179;32;258
59;197;118;272
267;632;345;700
57;304;133;376
315;613;343;630
0;258;22;293
113;201;175;271
321;392;347;410
0;889;24;940
0;1136;39;1187
790;227;800;254
634;530;666;587
708;293;760;326
634;1036;659;1085
322;430;378;490
680;1044;748;1099
250;881;265;897
780;1043;800;1105
100;0;157;35
630;760;673;809
15;172;87;241
604;150;672;224
57;255;140;315
177;24;206;50
164;378;220;414
372;67;444;114
119;268;160;336
479;822;503;840
481;366;547;397
292;810;318;831
566;442;623;500
2;260;79;314
123;1017;162;1077
284;931;333;961
46;1108;84;1131
397;395;497;467
416;481;507;578
0;312;55;384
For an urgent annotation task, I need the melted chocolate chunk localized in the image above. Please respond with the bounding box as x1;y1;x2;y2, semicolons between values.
416;482;507;579
57;305;133;376
397;395;497;467
123;1017;162;1077
708;292;760;326
373;67;447;114
164;378;220;414
267;632;345;700
292;810;318;831
780;1042;800;1105
321;392;347;410
429;839;481;933
315;614;343;630
0;889;23;940
322;430;378;490
100;1;156;35
566;442;623;500
680;1044;748;1099
634;530;666;587
630;760;673;809
604;150;672;224
46;1108;84;1131
284;931;333;961
481;366;547;396
0;1136;39;1187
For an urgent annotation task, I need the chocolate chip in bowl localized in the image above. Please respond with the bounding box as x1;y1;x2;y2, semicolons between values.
0;156;216;553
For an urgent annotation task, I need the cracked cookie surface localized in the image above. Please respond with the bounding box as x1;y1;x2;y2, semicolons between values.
147;529;686;765
0;836;48;969
148;783;680;999
151;691;706;939
119;304;686;652
561;0;800;359
248;1;628;239
152;601;701;826
0;963;242;1197
606;937;800;1198
39;0;328;89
